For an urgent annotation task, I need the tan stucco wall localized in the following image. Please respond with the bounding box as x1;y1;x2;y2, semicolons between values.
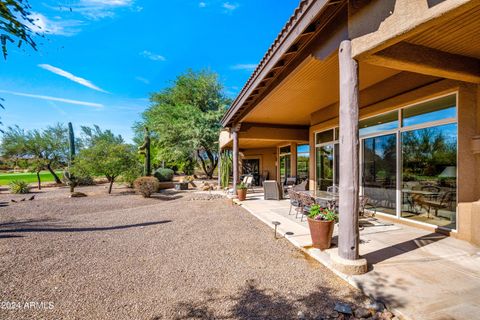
240;148;277;181
308;79;480;242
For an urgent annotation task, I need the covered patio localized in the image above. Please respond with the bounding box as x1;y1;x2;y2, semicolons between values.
234;191;480;320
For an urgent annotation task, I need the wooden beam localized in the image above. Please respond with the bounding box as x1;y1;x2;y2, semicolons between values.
338;40;361;261
364;42;480;83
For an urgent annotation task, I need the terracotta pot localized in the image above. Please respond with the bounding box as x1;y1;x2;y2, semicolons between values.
307;218;335;250
237;188;247;201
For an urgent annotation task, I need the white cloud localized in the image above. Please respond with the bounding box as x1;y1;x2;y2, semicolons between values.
0;90;103;108
38;64;109;93
49;0;136;20
28;12;83;36
135;76;150;84
231;64;257;71
140;50;166;62
199;2;207;8
222;2;239;11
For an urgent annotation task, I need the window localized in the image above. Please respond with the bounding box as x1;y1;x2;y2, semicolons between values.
297;144;310;181
357;94;458;230
316;129;334;144
359;111;398;136
315;129;339;191
401;123;457;229
402;95;456;127
279;145;291;184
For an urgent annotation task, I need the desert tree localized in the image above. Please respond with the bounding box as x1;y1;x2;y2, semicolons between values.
137;69;230;178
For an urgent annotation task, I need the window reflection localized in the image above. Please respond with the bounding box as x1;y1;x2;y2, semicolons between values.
402;95;456;127
401;123;457;229
362;134;397;215
297;144;310;182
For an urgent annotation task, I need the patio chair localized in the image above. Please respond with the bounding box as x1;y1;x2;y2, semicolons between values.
359;195;371;217
244;175;255;193
299;192;315;222
287;189;302;217
263;180;283;200
293;179;308;191
327;185;339;194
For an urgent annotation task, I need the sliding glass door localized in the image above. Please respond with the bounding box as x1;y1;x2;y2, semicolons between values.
362;133;397;215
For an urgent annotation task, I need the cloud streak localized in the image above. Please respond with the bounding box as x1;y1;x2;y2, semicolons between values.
38;64;108;93
0;90;103;108
231;63;257;71
140;50;166;61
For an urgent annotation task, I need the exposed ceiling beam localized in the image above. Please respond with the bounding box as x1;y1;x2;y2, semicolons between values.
364;42;480;83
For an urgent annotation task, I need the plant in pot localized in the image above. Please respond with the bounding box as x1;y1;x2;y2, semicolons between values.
307;204;338;250
236;182;248;201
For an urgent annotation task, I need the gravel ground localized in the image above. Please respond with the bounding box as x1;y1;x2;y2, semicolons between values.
0;185;367;320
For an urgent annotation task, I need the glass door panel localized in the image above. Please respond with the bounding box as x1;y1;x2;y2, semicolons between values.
279;154;291;184
316;145;334;191
362;134;397;215
401;123;457;229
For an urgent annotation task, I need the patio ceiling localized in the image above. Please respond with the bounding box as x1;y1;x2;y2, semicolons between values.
361;2;480;84
241;53;399;125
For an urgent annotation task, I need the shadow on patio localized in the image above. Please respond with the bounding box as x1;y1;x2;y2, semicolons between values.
236;191;480;320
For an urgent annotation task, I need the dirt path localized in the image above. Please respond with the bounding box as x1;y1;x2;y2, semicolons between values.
0;185;365;319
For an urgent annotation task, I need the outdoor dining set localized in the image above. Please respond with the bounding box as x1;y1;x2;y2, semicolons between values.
262;178;370;222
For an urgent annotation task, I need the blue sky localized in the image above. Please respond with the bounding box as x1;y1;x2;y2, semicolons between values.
0;0;299;142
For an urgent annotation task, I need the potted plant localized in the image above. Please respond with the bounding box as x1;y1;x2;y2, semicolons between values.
307;204;338;250
236;182;248;201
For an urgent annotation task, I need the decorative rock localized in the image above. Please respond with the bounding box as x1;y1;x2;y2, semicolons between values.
330;311;339;318
334;303;353;315
380;311;393;320
70;192;87;198
354;307;372;319
297;311;306;319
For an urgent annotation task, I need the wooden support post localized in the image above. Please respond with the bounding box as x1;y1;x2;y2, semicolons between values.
332;40;367;274
217;147;222;187
232;125;240;193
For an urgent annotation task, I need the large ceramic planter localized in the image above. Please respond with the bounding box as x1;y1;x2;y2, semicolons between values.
237;188;247;201
307;218;335;250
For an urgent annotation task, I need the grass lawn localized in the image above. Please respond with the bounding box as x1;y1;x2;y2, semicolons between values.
0;171;63;186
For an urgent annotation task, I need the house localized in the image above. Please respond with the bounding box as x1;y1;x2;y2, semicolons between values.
219;0;480;273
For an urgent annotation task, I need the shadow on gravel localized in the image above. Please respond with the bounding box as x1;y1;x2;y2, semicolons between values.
150;194;183;201
0;220;172;234
167;279;385;320
0;234;24;239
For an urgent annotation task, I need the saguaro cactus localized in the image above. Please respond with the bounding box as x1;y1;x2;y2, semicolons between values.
64;122;77;192
138;126;151;176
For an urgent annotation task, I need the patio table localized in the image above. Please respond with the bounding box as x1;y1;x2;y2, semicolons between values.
299;190;338;203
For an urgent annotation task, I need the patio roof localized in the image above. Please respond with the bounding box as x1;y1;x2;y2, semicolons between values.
221;0;346;127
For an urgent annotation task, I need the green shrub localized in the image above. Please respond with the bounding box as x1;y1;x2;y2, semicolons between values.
9;180;30;194
134;176;160;198
153;168;174;182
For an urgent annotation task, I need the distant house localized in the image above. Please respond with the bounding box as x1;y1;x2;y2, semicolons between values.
219;0;480;253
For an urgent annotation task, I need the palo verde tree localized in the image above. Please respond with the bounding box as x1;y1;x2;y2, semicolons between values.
0;124;69;186
138;69;231;178
74;126;138;194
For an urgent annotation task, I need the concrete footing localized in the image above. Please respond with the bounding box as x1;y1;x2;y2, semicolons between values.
330;251;368;275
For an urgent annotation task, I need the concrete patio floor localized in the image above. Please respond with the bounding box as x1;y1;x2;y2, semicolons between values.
235;191;480;320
